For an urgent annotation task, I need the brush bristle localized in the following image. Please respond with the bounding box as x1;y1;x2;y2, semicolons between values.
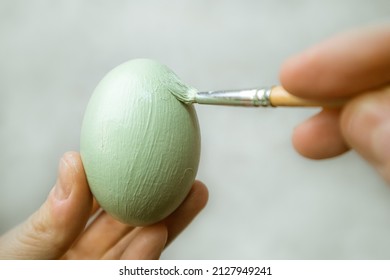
151;61;197;104
167;77;197;104
170;85;197;104
158;65;196;104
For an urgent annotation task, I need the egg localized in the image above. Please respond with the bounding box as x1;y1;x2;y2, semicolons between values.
80;59;200;226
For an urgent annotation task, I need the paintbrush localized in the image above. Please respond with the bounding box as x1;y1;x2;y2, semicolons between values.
172;85;347;108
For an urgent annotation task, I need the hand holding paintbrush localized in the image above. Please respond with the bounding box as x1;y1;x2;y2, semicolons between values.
279;23;390;181
170;23;390;183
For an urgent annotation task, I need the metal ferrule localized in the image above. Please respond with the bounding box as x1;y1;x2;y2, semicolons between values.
195;87;273;107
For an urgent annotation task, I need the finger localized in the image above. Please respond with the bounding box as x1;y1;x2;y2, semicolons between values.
292;109;350;159
340;86;390;183
164;180;208;245
90;198;100;216
66;204;102;253
104;181;208;259
64;211;133;259
101;227;141;259
0;152;93;259
280;23;390;98
119;223;167;260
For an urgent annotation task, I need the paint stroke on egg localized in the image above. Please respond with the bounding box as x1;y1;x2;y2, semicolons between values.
80;59;201;226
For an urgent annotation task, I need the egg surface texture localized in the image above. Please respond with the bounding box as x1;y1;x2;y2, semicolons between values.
80;59;200;226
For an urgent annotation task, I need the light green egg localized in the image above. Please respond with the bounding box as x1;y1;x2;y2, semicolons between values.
80;59;200;226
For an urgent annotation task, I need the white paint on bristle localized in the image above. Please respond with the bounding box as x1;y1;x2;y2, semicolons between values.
167;72;197;104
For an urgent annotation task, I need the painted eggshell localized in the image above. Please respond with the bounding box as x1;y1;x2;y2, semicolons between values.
80;59;200;226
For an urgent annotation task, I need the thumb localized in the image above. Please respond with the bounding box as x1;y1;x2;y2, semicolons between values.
0;152;93;259
341;86;390;183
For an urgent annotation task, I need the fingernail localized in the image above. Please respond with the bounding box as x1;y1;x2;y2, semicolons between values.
53;156;73;200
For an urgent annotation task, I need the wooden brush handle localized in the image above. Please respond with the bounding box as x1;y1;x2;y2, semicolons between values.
269;86;347;107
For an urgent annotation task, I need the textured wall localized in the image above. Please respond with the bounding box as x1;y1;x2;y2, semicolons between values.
1;0;390;259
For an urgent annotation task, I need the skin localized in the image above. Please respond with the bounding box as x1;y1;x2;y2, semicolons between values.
0;152;208;259
1;23;388;260
280;23;390;184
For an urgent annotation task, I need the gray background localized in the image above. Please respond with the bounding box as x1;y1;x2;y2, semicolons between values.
1;0;390;259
